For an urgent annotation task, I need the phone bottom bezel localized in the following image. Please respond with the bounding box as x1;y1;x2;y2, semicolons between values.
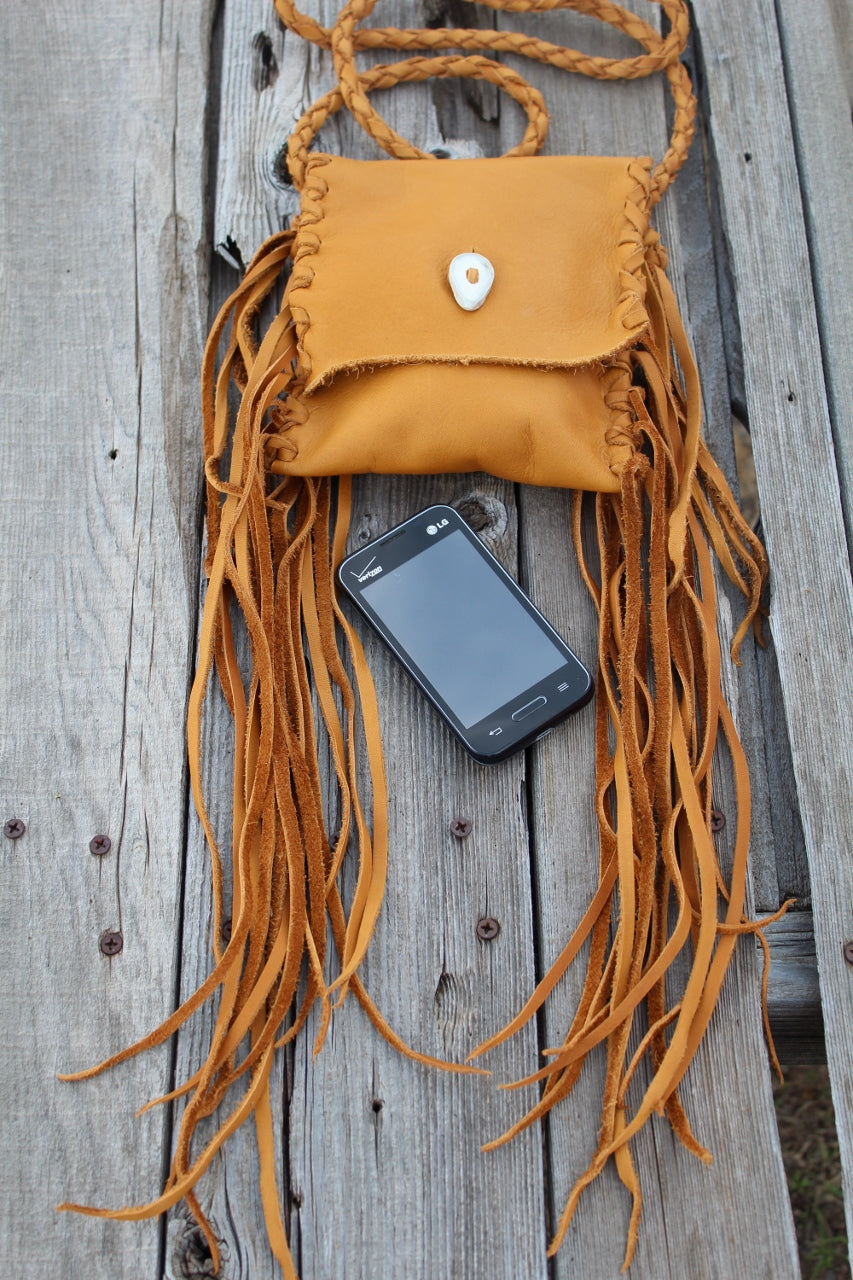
430;662;594;764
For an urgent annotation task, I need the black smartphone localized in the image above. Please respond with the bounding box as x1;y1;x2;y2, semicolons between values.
337;504;593;763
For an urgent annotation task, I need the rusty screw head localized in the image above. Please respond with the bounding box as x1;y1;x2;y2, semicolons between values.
476;917;501;942
99;930;123;957
450;818;472;840
89;834;112;856
843;940;853;966
709;810;726;833
4;818;25;840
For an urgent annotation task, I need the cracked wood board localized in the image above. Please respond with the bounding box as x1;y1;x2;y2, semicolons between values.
178;2;802;1277
694;0;853;1261
501;6;798;1275
0;2;214;1277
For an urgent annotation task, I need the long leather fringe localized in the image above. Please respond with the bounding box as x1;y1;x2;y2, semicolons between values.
57;3;792;1273
57;210;789;1280
467;248;789;1269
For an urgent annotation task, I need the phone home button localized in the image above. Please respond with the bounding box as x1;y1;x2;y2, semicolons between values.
511;695;547;722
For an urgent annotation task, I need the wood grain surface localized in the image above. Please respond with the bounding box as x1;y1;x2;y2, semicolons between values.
693;0;853;1257
187;1;800;1276
775;0;853;541
2;0;849;1276
0;2;214;1276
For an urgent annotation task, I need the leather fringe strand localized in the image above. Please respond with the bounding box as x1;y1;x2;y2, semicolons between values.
57;211;788;1280
466;245;789;1270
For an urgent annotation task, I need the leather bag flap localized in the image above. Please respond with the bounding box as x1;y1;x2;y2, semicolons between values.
287;154;653;392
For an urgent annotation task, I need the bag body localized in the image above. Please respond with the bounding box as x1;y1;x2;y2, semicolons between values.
277;152;652;491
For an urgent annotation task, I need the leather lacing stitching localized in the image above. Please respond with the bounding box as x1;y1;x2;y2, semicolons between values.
618;159;655;328
599;157;655;472
286;154;332;392
602;356;639;473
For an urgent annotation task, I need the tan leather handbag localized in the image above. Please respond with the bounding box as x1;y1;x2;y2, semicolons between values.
60;2;788;1274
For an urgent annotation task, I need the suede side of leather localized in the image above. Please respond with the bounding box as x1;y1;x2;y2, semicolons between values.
289;154;651;380
279;153;653;491
279;361;625;490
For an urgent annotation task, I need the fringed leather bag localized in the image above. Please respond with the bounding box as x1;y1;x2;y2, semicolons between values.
60;0;790;1273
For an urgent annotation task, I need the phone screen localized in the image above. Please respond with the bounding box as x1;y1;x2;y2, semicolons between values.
338;504;592;762
361;529;565;728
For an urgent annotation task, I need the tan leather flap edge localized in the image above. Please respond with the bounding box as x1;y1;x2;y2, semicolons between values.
287;154;653;393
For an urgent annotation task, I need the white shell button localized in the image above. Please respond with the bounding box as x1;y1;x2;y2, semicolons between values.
448;252;495;311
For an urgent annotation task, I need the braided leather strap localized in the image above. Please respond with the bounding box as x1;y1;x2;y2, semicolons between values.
279;0;694;202
274;0;688;70
287;54;550;186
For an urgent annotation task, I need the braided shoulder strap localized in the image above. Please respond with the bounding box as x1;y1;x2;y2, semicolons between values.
280;0;695;205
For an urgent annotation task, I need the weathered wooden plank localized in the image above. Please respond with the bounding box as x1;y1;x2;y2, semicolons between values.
183;3;550;1278
187;1;813;1276
291;475;549;1280
163;9;311;1271
0;2;213;1277
214;0;301;264
775;0;853;542
759;910;824;1066
693;0;853;1260
496;9;799;1275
